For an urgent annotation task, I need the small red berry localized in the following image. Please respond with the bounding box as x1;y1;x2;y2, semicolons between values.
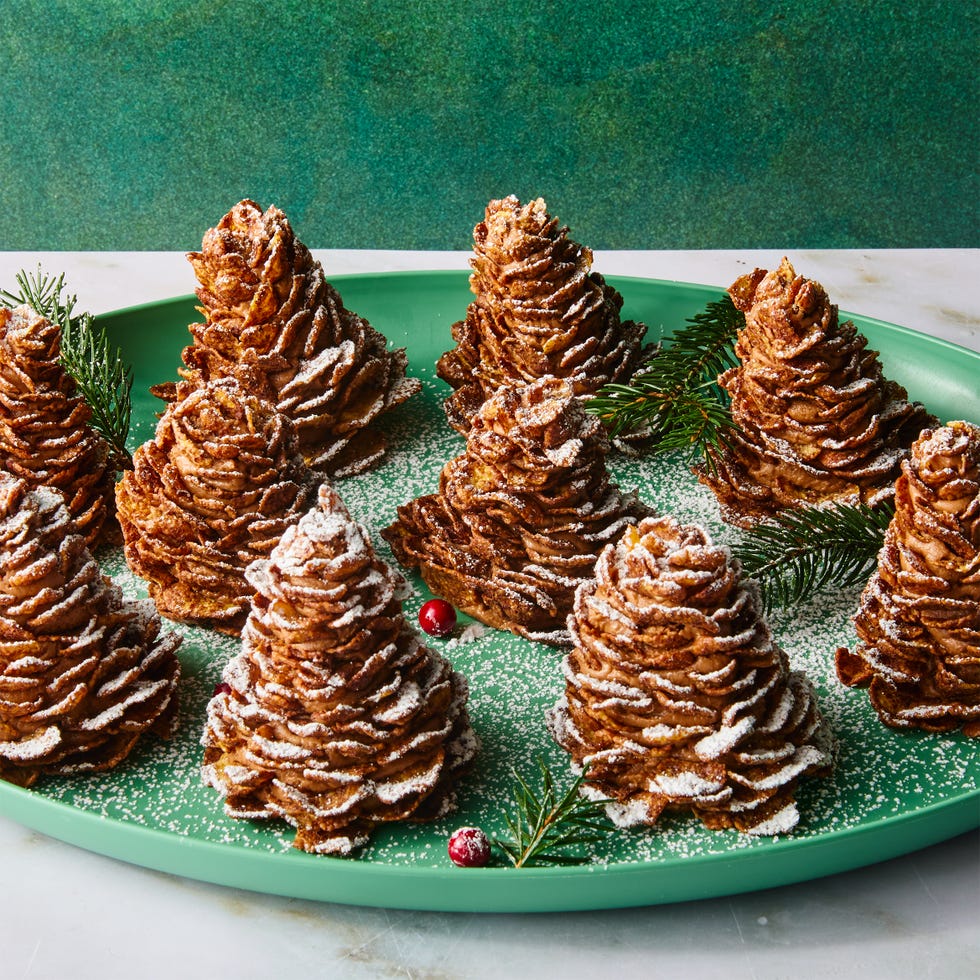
448;826;491;868
212;681;232;698
419;598;457;637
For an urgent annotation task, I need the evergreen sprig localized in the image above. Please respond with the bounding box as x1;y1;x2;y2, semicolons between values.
733;500;894;613
493;758;612;868
588;295;743;469
1;268;133;470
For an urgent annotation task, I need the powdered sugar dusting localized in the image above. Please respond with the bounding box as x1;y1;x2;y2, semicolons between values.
11;312;978;878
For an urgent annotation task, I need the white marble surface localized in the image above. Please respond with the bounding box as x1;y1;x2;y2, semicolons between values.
0;250;977;980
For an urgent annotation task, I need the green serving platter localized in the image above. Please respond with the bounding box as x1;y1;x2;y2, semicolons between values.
0;270;977;913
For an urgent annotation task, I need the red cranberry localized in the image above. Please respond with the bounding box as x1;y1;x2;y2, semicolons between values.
419;598;457;637
448;826;491;868
212;681;232;698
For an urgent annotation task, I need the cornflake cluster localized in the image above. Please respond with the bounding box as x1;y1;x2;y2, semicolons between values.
202;484;477;855
837;421;980;735
0;477;180;787
0;304;116;548
548;516;832;835
698;258;934;526
436;196;647;432
383;376;653;646
160;199;419;477
116;378;316;634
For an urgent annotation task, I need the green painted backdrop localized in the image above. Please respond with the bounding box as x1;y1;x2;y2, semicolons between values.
1;0;976;250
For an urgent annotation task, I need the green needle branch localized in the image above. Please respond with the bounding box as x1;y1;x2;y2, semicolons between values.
733;500;894;613
1;268;134;471
493;758;612;868
588;295;743;469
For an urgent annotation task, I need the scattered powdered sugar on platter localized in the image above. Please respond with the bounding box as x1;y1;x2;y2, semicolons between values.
4;282;978;899
25;372;973;874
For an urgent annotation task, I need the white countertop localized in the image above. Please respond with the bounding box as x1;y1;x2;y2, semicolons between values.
0;249;977;980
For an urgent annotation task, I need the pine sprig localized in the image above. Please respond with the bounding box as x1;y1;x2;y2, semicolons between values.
1;268;133;470
492;758;612;868
588;295;743;468
733;500;894;613
0;267;68;317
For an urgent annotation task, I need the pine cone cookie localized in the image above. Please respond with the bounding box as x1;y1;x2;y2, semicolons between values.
547;516;832;835
383;377;654;646
167;199;419;477
0;477;180;787
697;258;934;526
202;483;477;855
436;196;648;432
116;378;316;634
0;305;115;548
836;421;980;735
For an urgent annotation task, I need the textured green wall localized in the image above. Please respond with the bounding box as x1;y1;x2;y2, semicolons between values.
1;1;976;249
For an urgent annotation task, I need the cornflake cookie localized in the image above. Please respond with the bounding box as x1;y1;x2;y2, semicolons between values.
436;195;648;433
158;199;420;478
836;421;980;734
0;477;180;787
0;304;116;548
202;483;477;856
116;378;316;635
548;515;832;835
383;377;654;647
697;258;934;526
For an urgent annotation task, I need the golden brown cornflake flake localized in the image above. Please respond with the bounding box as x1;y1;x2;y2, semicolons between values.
836;421;980;735
116;378;316;635
548;515;832;835
202;483;477;855
164;199;419;478
0;305;115;548
697;258;934;527
383;376;654;647
436;196;648;433
0;477;180;788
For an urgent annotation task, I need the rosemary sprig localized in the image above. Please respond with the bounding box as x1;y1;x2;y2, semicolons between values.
588;295;743;469
59;308;134;471
1;268;133;470
0;267;68;317
733;500;894;613
493;758;612;868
